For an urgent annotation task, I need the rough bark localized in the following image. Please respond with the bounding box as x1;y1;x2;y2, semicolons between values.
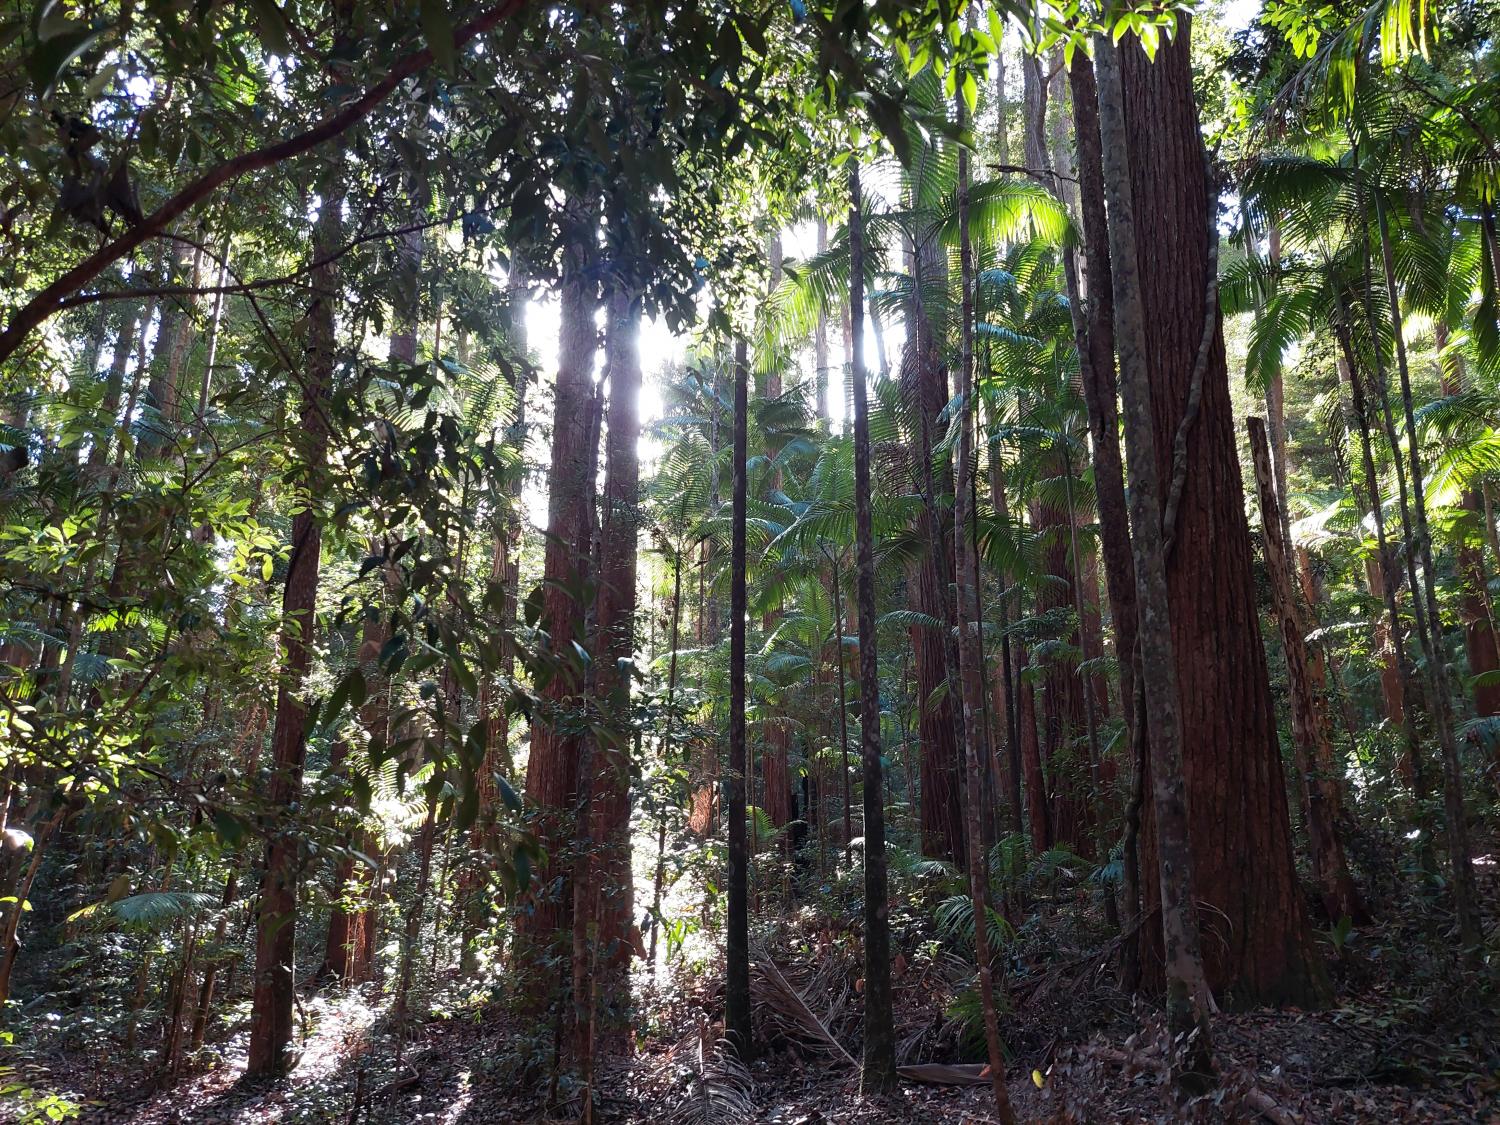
1117;22;1327;1008
578;287;641;1058
1069;51;1139;842
1249;417;1368;925
517;221;598;955
245;163;340;1076
1095;33;1216;1078
903;226;965;866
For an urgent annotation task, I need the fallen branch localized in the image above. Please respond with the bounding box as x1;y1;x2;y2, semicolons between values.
896;1062;991;1086
750;954;857;1069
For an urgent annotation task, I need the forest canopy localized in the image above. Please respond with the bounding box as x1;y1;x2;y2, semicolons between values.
1;0;1497;1120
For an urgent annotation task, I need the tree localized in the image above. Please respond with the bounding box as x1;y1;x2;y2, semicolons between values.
848;158;897;1094
1248;417;1368;925
574;284;643;1081
1116;21;1326;1008
1093;29;1215;1084
516;204;598;961
725;335;753;1059
246;150;342;1078
953;105;1015;1125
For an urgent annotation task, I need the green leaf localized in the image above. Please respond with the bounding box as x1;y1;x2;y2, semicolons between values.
245;0;292;56
497;774;522;813
420;0;455;71
28;22;101;99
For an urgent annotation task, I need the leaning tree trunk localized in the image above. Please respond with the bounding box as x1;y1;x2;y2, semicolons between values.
245;155;341;1077
1117;21;1327;1008
1249;418;1368;924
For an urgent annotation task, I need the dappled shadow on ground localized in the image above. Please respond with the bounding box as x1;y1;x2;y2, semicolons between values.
81;890;1499;1124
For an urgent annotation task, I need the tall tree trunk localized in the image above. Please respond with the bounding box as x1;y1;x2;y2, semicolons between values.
1369;194;1481;947
1094;33;1216;1082
1249;418;1368;924
815;219;831;428
1069;48;1139;829
725;336;752;1058
1117;21;1326;1008
904;224;965;867
1027;40;1099;860
1016;642;1048;851
517;219;598;957
848;159;897;1094
245;159;341;1077
574;287;642;1078
951;129;1015;1124
762;234;793;843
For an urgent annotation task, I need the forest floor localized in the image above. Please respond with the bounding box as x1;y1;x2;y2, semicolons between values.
48;884;1500;1124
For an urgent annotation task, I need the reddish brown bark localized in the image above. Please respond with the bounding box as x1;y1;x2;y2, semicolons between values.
517;231;598;954
1120;24;1326;1007
577;288;642;1058
903;234;965;866
1250;418;1368;925
1036;485;1092;856
1016;644;1049;851
246;166;340;1075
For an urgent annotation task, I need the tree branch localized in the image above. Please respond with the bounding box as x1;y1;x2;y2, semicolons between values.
0;0;525;365
55;205;498;311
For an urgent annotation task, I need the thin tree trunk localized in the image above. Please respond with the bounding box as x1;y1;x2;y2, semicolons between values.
245;157;341;1076
1371;193;1481;947
724;336;752;1059
847;159;897;1094
815;219;831;429
828;552;854;868
951;129;1015;1124
1249;417;1368;924
648;544;685;977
